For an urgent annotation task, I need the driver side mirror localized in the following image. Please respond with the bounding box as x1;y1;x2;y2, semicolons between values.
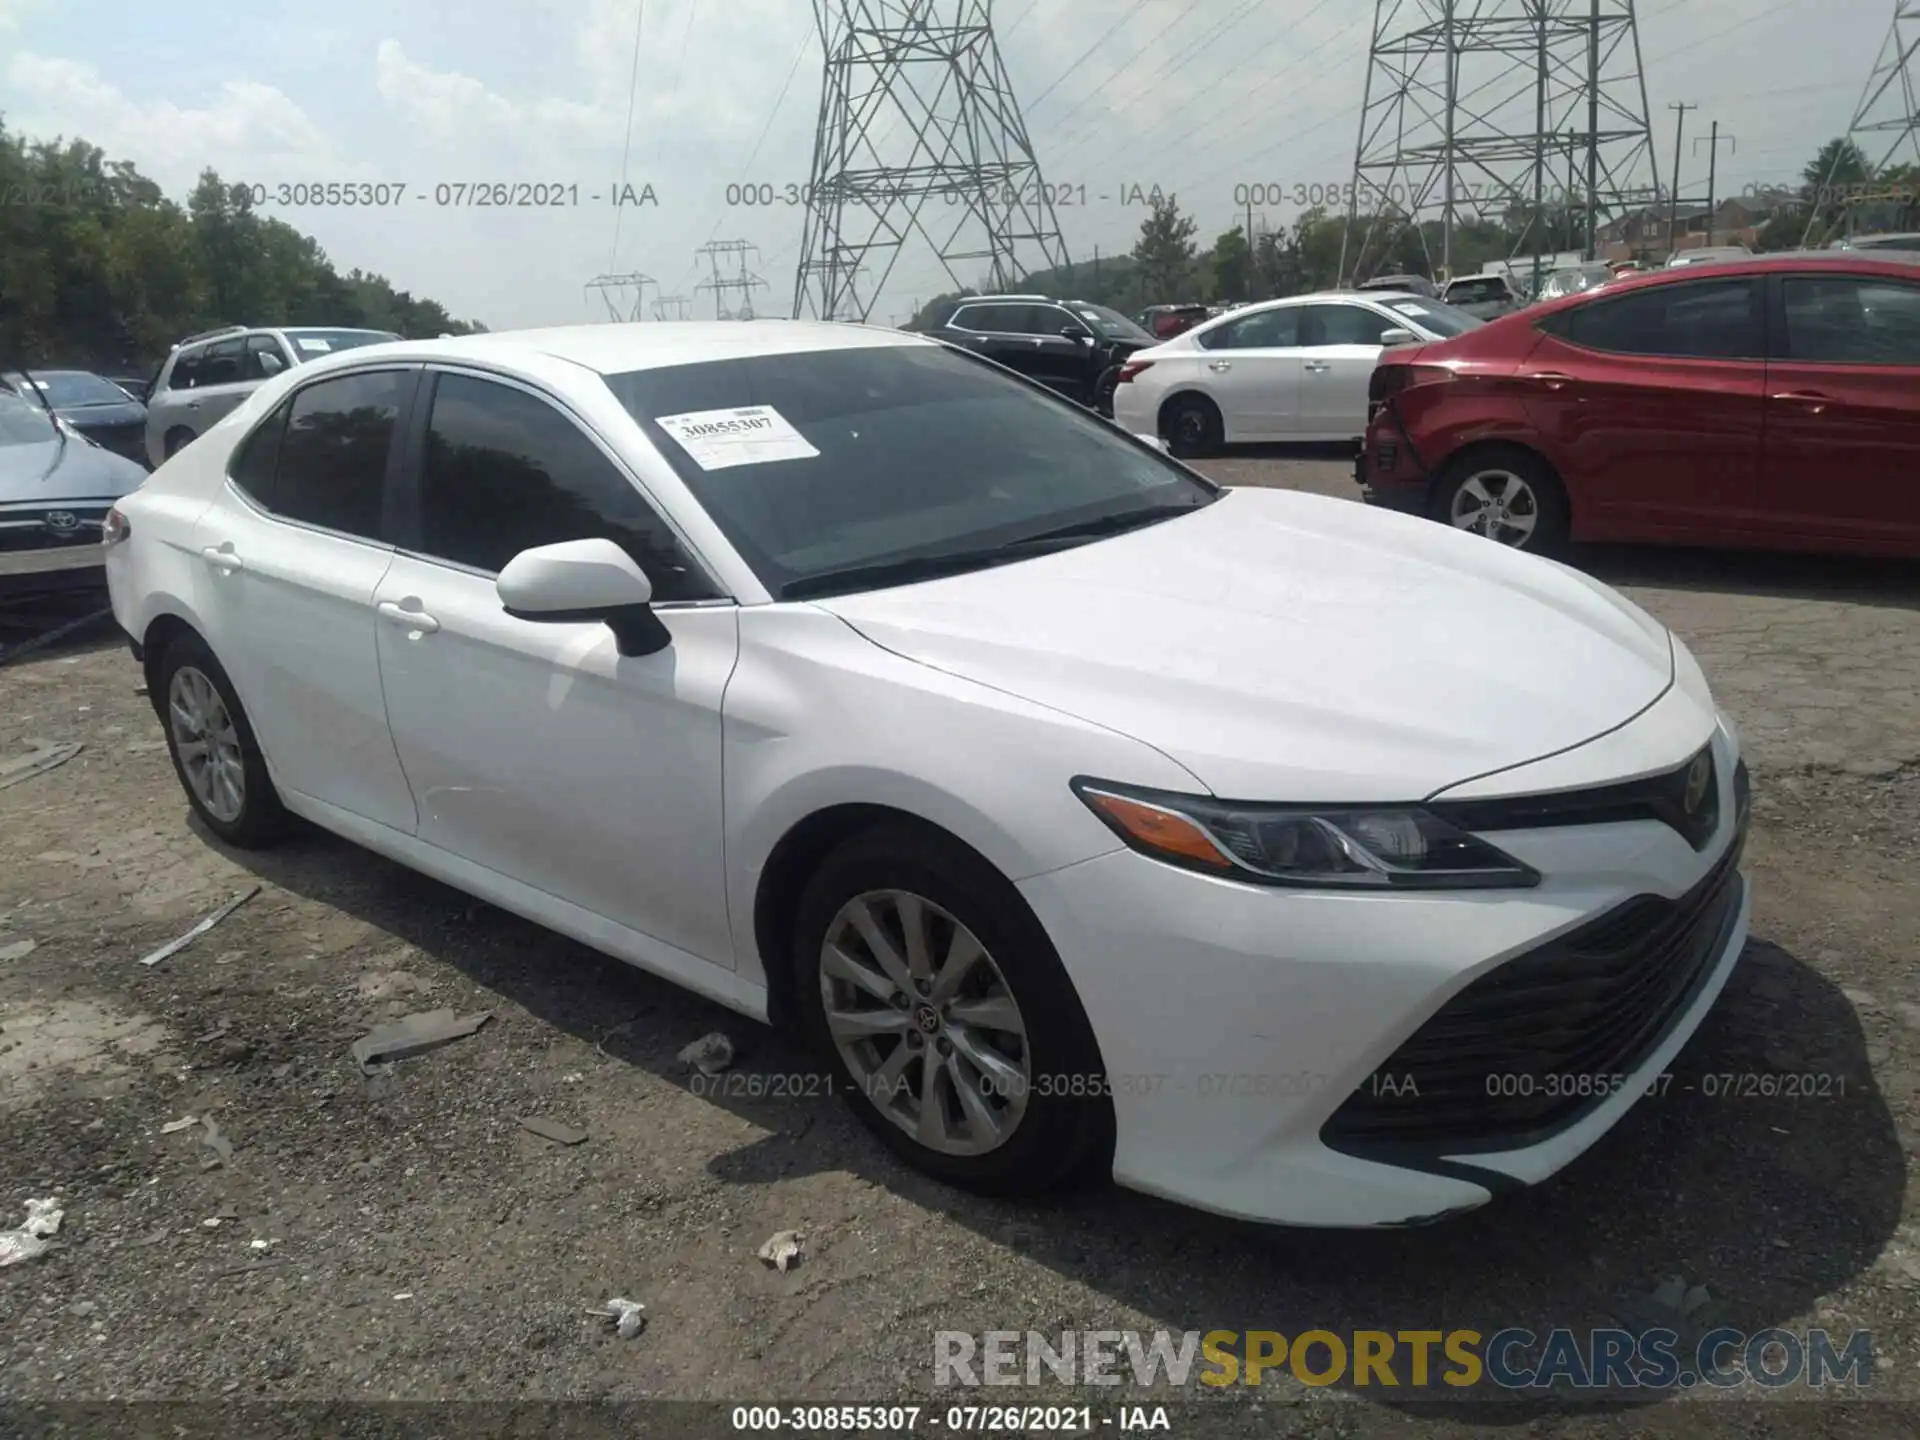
1378;328;1418;347
497;538;669;658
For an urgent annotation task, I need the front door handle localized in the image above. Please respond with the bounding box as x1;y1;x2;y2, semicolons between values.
1773;390;1833;414
200;544;244;573
377;599;440;634
1527;371;1575;390
1303;361;1332;373
1207;359;1232;372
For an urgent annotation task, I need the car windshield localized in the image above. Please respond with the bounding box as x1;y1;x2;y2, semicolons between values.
13;371;131;407
604;343;1217;597
282;328;402;361
1445;278;1507;303
1380;297;1484;336
0;390;58;445
1068;303;1153;343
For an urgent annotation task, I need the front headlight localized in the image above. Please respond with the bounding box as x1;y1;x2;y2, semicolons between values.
1071;778;1540;890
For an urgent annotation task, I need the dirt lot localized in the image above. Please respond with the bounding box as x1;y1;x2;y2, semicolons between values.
3;455;1919;1436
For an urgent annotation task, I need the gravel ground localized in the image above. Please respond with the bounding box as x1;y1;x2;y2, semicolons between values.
2;454;1918;1438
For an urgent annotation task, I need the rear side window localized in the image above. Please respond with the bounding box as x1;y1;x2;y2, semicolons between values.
227;401;290;508
415;372;716;600
1556;278;1763;358
273;370;409;540
199;339;246;386
1782;276;1920;365
244;336;290;381
1199;307;1300;349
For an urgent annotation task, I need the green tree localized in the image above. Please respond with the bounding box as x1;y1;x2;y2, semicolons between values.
1209;226;1251;303
1131;194;1199;301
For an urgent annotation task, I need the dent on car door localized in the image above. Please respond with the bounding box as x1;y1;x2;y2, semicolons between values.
1522;278;1767;539
189;367;420;832
372;369;739;967
1762;273;1920;545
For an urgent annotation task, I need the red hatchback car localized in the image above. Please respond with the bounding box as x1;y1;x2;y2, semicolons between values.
1359;252;1920;557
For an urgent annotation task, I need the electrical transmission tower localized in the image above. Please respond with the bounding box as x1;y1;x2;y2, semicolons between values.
792;0;1072;322
694;241;770;319
1805;0;1920;244
584;272;656;322
1341;1;1660;290
653;294;694;320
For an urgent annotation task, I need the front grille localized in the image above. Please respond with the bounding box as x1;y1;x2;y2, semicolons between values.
1429;743;1721;852
1321;823;1746;1158
0;504;111;552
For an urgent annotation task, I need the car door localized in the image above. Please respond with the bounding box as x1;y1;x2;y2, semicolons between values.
945;304;1042;383
1762;271;1920;545
243;334;293;385
1293;303;1398;439
189;367;420;832
1189;305;1304;440
1026;304;1096;402
1521;276;1767;539
183;337;256;430
371;368;738;967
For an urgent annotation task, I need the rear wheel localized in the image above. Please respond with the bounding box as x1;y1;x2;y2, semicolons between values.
1432;449;1570;556
794;824;1112;1196
1092;365;1121;419
154;632;289;847
1161;394;1223;459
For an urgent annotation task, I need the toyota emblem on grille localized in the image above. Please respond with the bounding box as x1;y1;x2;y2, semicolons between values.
43;511;80;534
1683;752;1713;814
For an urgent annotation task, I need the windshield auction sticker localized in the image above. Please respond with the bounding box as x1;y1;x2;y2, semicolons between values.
654;405;820;470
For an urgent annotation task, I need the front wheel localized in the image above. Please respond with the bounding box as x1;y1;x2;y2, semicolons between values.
794;825;1112;1196
1432;450;1570;556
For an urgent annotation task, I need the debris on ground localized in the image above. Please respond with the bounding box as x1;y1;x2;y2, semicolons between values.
0;1197;64;1267
591;1297;647;1339
518;1116;588;1147
0;741;84;790
159;1115;199;1135
355;970;436;1003
0;937;36;961
757;1229;805;1273
677;1032;736;1076
351;1008;494;1074
137;885;262;969
200;1116;235;1169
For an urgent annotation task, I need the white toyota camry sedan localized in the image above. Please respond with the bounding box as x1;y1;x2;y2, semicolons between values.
104;321;1751;1227
1109;290;1484;456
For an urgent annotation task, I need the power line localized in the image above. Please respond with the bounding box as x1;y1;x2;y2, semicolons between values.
608;0;649;271
650;0;702;171
1021;0;1157;114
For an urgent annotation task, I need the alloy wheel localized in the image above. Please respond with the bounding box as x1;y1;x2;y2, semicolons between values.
818;889;1031;1157
168;665;246;823
1449;469;1540;547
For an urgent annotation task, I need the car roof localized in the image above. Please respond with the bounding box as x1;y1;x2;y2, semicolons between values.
288;320;930;377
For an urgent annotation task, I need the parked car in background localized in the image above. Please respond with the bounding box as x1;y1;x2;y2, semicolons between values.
144;324;402;466
1610;260;1652;277
1441;273;1524;320
1356;274;1439;299
104;319;1752;1226
4;368;149;465
1666;245;1753;268
1;384;148;559
1533;263;1617;303
1112;290;1483;454
1360;251;1920;557
1829;232;1920;253
107;373;154;403
1134;304;1212;340
928;296;1155;415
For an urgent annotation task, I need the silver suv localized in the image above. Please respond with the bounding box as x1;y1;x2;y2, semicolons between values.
144;324;400;466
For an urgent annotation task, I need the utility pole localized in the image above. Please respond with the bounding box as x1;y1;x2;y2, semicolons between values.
1694;123;1736;244
1666;103;1696;258
1586;0;1602;258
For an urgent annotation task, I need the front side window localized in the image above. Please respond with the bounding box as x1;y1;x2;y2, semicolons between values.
416;373;715;600
199;339;246;387
1782;276;1920;365
1555;278;1763;359
1299;304;1396;347
1198;306;1301;350
244;336;290;381
603;343;1217;598
272;370;408;540
166;347;206;391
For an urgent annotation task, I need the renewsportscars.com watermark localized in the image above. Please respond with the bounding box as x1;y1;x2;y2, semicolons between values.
934;1328;1874;1392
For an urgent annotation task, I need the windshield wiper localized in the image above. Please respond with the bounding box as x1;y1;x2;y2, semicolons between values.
780;504;1203;601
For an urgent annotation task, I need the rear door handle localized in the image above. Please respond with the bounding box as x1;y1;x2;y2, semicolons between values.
377;599;440;634
1303;361;1332;373
1528;371;1575;390
200;544;244;573
1207;360;1232;372
1773;390;1833;414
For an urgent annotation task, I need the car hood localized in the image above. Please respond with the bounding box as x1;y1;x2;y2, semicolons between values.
59;400;146;428
815;488;1674;802
0;435;148;504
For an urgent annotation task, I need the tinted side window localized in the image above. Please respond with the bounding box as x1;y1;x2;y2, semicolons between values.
416;373;715;601
274;370;408;540
1036;306;1083;336
200;339;246;386
1783;276;1920;364
1299;304;1395;346
166;347;204;391
1200;307;1300;349
951;305;1005;332
228;400;290;508
1564;279;1762;358
244;335;290;381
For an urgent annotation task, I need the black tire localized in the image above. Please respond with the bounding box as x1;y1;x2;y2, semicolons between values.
163;427;195;460
1161;394;1223;459
152;631;290;848
1431;447;1571;557
1092;365;1121;419
793;823;1113;1197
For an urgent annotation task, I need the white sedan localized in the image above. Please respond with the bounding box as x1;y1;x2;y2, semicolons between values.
105;321;1751;1227
1111;290;1483;455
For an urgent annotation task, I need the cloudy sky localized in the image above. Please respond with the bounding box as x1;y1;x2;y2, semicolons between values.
0;0;1902;329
